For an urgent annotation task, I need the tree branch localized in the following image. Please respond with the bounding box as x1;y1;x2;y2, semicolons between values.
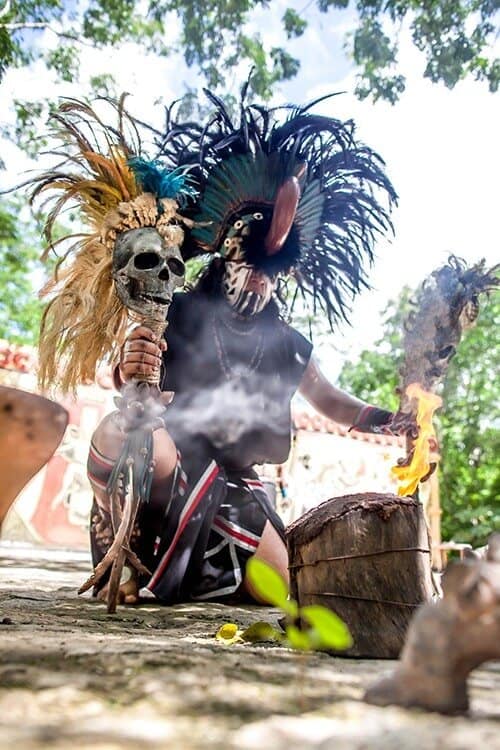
0;22;93;47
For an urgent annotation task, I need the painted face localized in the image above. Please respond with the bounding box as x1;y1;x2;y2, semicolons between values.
223;257;276;315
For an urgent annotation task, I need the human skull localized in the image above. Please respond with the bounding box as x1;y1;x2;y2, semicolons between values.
112;227;185;316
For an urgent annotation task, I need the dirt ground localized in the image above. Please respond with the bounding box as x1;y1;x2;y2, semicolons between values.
0;543;499;750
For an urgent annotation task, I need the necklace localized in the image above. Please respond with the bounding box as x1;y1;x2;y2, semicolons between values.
213;316;265;380
219;312;258;337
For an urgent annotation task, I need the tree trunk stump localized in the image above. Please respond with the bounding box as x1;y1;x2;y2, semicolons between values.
287;492;434;658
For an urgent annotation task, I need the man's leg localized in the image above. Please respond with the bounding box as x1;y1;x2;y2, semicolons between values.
88;411;178;603
243;520;289;602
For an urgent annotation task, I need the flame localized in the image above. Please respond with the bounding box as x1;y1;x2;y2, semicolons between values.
392;383;442;496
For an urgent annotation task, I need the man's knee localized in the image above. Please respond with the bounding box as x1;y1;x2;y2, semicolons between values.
244;521;289;603
91;411;124;460
92;411;178;480
254;520;289;580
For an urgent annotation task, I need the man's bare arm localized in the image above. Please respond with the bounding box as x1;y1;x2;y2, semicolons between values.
298;355;367;427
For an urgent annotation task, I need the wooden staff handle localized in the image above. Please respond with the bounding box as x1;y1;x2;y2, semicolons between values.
132;306;167;386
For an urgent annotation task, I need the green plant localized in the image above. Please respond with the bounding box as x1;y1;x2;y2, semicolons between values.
215;558;352;652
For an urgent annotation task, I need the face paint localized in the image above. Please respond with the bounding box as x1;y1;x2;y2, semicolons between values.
223;260;275;316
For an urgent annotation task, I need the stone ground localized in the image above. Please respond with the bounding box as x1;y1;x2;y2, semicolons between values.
0;543;499;750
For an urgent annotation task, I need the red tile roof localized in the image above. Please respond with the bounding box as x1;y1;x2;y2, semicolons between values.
292;410;405;447
0;340;36;373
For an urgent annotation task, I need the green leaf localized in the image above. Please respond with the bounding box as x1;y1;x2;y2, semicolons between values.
281;598;299;618
285;624;312;650
245;557;290;609
240;621;284;643
282;9;307;40
300;605;353;650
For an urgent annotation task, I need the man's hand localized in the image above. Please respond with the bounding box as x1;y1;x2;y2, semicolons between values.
388;410;419;439
119;325;166;383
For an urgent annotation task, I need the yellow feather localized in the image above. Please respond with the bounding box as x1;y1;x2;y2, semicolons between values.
31;96;165;392
81;151;137;201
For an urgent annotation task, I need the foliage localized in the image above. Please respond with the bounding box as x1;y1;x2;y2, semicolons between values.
0;0;498;152
0;197;51;345
338;285;500;547
215;558;352;652
439;297;500;547
349;1;500;103
338;286;413;410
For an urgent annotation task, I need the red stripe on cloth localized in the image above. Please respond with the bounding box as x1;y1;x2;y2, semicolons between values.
243;479;265;489
89;444;115;470
213;517;260;549
147;463;219;589
88;471;107;491
352;405;374;429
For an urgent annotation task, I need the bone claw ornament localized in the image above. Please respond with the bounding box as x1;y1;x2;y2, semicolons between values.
79;464;152;613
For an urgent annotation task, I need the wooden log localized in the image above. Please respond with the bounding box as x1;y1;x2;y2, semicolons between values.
287;492;434;658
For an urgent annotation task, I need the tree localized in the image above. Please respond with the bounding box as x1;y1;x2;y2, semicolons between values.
338;286;413;410
338;287;499;547
438;297;500;547
0;197;52;344
347;0;500;103
0;0;498;152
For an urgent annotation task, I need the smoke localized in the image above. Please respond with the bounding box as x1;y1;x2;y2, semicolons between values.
118;293;302;469
164;372;290;449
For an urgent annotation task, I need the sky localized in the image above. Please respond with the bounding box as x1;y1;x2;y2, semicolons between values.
0;0;499;380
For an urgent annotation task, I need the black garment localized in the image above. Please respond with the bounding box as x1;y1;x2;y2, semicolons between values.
161;291;312;469
88;291;312;604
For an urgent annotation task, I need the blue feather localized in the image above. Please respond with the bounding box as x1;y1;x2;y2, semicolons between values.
128;157;197;206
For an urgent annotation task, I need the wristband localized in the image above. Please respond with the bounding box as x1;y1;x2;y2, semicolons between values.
350;405;393;434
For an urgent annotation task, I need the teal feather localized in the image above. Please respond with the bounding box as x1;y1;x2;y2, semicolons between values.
191;151;294;246
128;157;197;205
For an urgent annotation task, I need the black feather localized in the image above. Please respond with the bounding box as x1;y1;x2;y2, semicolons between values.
156;87;397;326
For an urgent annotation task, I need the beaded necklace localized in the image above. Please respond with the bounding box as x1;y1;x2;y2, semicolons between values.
212;315;265;380
219;312;258;337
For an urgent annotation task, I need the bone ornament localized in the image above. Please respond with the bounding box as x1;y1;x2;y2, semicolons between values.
364;533;500;714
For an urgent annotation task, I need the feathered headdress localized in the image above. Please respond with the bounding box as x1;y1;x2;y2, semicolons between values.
160;86;397;325
31;97;195;393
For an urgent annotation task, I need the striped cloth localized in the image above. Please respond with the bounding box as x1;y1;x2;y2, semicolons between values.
87;442;285;603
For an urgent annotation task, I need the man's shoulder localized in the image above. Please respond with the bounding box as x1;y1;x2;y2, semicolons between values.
280;320;313;365
279;318;311;344
170;289;194;307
